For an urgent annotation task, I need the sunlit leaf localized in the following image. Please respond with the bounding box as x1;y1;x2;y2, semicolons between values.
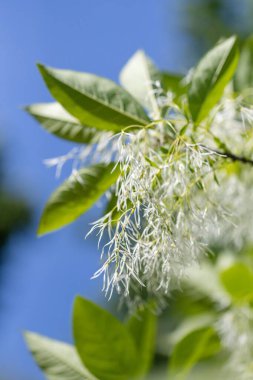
169;326;221;380
220;262;253;302
169;313;217;348
126;303;157;378
38;64;150;132
188;36;239;123
120;50;162;115
38;163;120;236
24;331;96;380
73;296;138;380
25;102;106;144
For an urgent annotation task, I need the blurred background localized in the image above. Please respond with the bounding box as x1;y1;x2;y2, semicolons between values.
1;0;253;378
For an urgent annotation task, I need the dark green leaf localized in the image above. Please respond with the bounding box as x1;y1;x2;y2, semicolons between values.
24;331;96;380
179;124;188;136
120;50;161;115
25;102;106;144
38;64;150;132
126;303;157;378
188;36;239;123
161;72;184;97
38;163;120;236
220;262;253;303
73;296;138;380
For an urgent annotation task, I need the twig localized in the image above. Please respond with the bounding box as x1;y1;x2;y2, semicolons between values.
201;144;253;166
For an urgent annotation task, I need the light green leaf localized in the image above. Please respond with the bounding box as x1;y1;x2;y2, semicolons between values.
126;303;157;378
38;163;120;236
169;326;221;380
73;296;138;380
38;64;150;132
120;50;161;116
24;331;96;380
234;36;253;92
220;262;253;303
25;102;106;144
169;313;217;348
188;36;239;123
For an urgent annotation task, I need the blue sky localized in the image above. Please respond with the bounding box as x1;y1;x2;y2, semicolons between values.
0;1;189;378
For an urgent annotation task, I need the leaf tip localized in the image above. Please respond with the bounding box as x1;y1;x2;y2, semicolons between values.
37;63;51;81
23;330;35;347
22;104;31;113
22;330;29;339
73;295;84;309
37;217;49;237
36;62;46;72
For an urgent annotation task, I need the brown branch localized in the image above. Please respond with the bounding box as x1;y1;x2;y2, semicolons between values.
201;144;253;166
217;150;253;165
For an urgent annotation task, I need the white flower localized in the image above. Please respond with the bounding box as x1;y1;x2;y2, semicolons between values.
217;307;253;379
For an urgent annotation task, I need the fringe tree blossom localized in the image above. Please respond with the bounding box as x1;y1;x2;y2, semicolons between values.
44;82;253;306
90;129;222;300
86;90;253;304
218;306;253;379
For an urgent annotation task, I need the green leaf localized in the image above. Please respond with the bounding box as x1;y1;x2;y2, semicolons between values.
161;72;184;97
126;303;157;378
169;326;221;380
38;163;120;236
38;64;150;132
25;102;106;144
188;36;239;123
24;331;96;380
220;262;253;303
73;296;138;380
234;36;253;92
169;313;217;348
120;50;161;116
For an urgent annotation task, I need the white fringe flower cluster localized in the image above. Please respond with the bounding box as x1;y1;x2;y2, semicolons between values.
45;82;253;308
218;307;253;379
90;124;226;302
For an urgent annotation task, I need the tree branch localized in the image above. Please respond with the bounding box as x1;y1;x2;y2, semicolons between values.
201;144;253;166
